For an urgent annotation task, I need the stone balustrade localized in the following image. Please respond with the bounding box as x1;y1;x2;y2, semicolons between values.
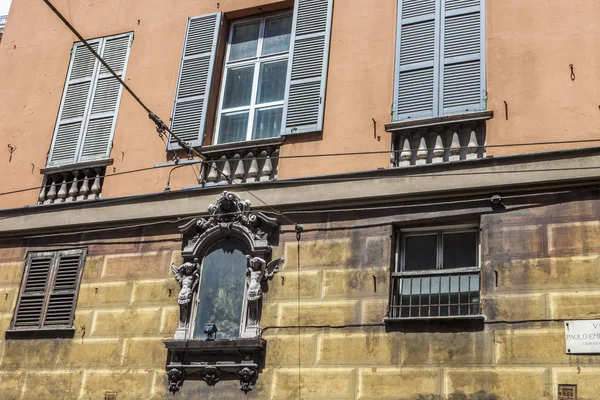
38;160;111;205
197;137;283;185
390;119;487;168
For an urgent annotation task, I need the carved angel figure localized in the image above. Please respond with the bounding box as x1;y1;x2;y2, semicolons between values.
246;256;285;326
171;259;200;326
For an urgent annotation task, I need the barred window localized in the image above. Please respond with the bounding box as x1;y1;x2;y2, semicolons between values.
388;227;481;319
9;249;86;333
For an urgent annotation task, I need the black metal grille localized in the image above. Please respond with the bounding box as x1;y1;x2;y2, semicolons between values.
390;270;480;318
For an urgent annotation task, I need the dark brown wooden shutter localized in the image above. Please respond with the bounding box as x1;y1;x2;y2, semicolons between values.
13;249;86;330
44;252;85;326
14;255;54;327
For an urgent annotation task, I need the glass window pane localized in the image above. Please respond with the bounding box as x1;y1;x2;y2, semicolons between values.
262;15;293;55
222;66;255;109
404;234;437;271
257;60;288;104
253;107;283;140
218;112;249;144
194;239;247;339
230;21;260;61
443;231;477;269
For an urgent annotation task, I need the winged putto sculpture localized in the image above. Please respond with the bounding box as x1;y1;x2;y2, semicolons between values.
246;256;285;325
171;259;200;327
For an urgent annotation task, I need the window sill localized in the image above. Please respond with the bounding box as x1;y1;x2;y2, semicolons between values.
41;158;113;175
163;338;266;394
385;110;493;133
197;137;285;155
5;327;76;340
384;315;484;324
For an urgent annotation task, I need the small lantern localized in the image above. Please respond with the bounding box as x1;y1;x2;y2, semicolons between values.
203;323;218;340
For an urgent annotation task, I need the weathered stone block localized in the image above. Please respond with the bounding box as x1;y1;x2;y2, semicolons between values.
318;332;393;365
122;338;169;368
3;340;66;369
0;286;18;313
81;370;152;400
496;329;568;365
267;270;321;300
279;301;359;326
0;263;23;285
401;331;492;366
160;306;179;335
358;368;439;399
554;367;600;399
553;256;600;287
73;310;93;331
132;279;178;304
23;371;83;399
102;252;170;280
77;282;133;308
551;292;600;319
444;368;547;399
285;239;352;268
0;372;24;399
361;299;387;324
0;313;13;332
322;267;388;298
483;294;547;321
0;242;24;263
91;308;162;336
63;338;121;368
260;302;279;328
81;256;104;282
488;225;545;259
271;368;355;398
265;334;316;365
549;221;600;255
364;236;391;269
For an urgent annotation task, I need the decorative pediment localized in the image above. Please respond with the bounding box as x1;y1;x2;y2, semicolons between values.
178;191;279;257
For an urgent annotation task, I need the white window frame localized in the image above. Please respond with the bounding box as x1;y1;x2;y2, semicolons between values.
214;12;293;144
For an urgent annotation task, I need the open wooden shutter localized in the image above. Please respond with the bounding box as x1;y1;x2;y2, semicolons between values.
169;13;222;149
283;0;334;135
13;254;55;328
44;251;85;326
441;0;485;115
48;41;100;165
80;33;133;161
393;0;440;121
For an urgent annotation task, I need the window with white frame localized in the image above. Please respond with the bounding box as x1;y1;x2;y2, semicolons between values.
388;226;481;319
215;13;293;144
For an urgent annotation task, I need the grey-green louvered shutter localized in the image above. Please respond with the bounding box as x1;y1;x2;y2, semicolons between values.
441;0;485;114
283;0;334;135
48;41;100;165
80;33;133;161
393;0;440;121
169;13;222;149
44;251;85;326
13;253;55;328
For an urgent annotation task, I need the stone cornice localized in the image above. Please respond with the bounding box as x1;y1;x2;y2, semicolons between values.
2;147;600;237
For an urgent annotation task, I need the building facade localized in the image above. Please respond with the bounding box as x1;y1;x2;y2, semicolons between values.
0;0;599;399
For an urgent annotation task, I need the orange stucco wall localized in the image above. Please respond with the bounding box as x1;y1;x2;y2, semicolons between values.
0;0;598;209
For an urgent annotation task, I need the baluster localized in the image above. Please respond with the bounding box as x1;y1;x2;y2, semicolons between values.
90;169;102;199
57;174;68;203
416;136;428;165
466;129;479;159
38;178;48;205
246;152;259;183
221;155;232;183
432;134;444;163
79;171;90;200
207;161;219;183
449;131;461;162
233;153;245;182
271;148;280;180
46;179;58;204
399;137;412;167
260;151;273;181
68;173;79;202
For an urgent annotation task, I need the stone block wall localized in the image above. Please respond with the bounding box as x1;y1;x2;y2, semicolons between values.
1;197;600;398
